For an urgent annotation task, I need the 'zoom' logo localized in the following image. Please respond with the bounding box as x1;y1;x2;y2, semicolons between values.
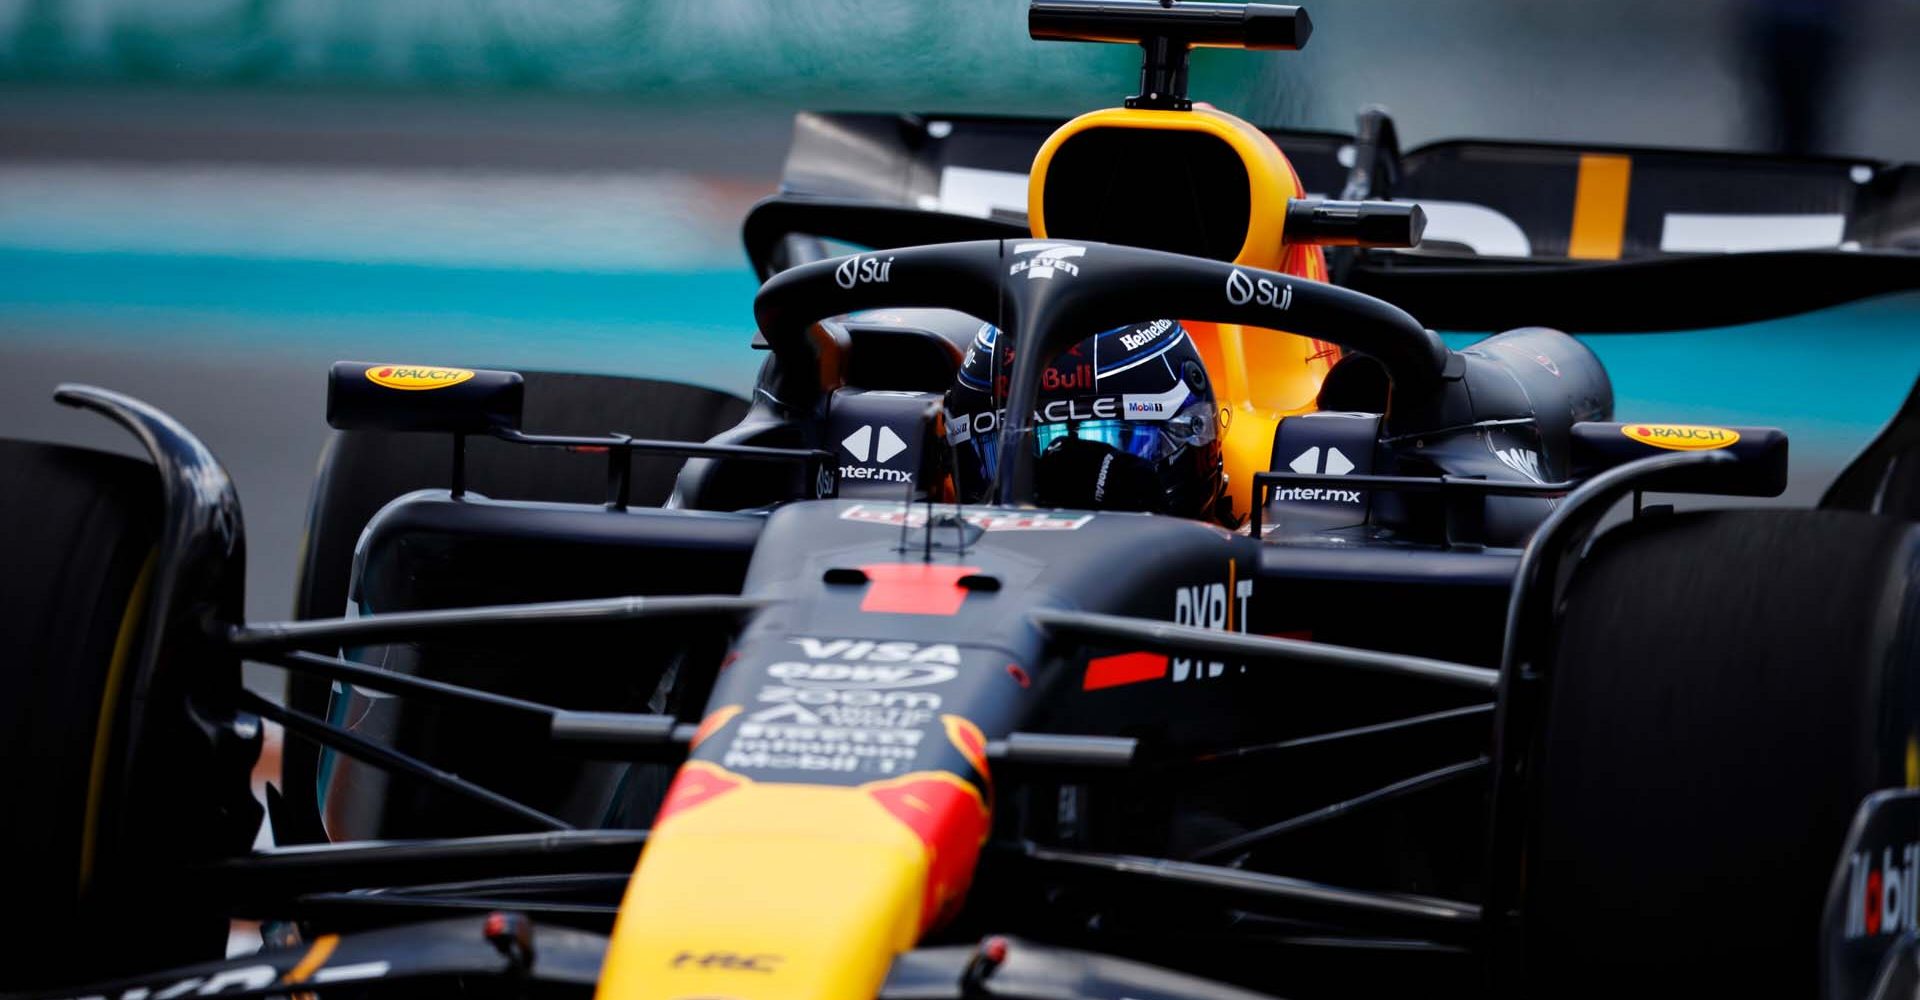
1225;269;1292;310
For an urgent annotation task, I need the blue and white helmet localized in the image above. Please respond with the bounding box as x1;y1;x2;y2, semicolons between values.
943;318;1225;517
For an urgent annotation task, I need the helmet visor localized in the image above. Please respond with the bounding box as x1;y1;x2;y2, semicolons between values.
1031;398;1218;462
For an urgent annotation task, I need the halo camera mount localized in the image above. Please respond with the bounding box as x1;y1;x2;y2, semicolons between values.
1029;0;1311;110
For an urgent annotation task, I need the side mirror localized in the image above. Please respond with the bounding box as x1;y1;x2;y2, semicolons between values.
326;362;524;434
1285;198;1425;248
1571;421;1788;497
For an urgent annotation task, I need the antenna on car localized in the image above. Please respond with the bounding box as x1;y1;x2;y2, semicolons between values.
1028;0;1311;110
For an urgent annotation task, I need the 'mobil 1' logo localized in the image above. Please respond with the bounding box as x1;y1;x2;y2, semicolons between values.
365;365;476;391
1620;423;1740;451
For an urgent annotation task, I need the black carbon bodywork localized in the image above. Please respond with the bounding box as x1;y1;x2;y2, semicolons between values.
33;89;1911;992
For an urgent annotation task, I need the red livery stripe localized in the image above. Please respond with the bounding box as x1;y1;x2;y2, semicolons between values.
858;563;978;615
1082;651;1169;690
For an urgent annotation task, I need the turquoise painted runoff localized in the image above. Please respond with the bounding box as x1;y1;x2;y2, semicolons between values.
1;246;1915;457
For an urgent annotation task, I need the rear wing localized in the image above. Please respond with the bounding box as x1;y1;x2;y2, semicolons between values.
780;110;1920;260
780;111;1350;230
765;110;1920;331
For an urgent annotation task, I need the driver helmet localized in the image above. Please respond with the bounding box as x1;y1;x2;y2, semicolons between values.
944;319;1226;519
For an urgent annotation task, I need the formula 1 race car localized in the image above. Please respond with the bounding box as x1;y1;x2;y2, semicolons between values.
6;3;1920;999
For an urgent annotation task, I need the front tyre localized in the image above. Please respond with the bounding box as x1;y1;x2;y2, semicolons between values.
0;441;232;987
1521;509;1920;997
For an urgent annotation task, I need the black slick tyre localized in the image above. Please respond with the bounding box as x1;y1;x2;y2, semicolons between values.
0;440;169;988
1523;508;1920;997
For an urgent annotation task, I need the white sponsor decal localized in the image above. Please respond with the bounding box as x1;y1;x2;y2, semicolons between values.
311;963;392;985
935;165;1029;220
1493;446;1545;483
1225;269;1292;309
834;254;894;289
791;638;961;663
718;749;861;773
842;424;909;464
750;702;824;724
1413;199;1532;257
839;423;913;484
723;722;923;776
766;661;957;689
754;689;941;739
841;503;1094;532
839;465;913;483
1659;212;1845;254
748;700;935;729
1119;319;1173;351
1171;579;1254;682
950;396;1121;444
1278;446;1363;505
1846;842;1920;939
1009;241;1086;280
756;687;942;711
1271;486;1363;503
1121;384;1191;421
1288;445;1355;476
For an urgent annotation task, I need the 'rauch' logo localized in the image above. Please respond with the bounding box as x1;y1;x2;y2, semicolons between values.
1620;423;1740;452
365;365;475;390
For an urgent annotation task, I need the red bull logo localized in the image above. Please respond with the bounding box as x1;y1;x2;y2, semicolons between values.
1042;364;1095;392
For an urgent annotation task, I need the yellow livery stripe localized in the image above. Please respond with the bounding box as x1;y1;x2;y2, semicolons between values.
597;782;929;1000
1568;153;1632;260
281;933;340;984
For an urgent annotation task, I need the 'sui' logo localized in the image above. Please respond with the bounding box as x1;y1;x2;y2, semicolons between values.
835;254;894;289
1009;242;1086;280
1225;268;1292;309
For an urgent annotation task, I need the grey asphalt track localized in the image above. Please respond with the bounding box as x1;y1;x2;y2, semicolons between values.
0;91;792;697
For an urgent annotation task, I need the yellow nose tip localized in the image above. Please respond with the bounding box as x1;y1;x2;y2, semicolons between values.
595;764;987;1000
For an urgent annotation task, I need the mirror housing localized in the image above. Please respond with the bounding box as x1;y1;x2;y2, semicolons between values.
326;362;524;434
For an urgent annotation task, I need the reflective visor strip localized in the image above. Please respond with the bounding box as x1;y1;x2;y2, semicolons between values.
1032;393;1210;462
1035;419;1164;460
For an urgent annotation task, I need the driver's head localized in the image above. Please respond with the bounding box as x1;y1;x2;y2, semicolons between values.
944;319;1226;519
